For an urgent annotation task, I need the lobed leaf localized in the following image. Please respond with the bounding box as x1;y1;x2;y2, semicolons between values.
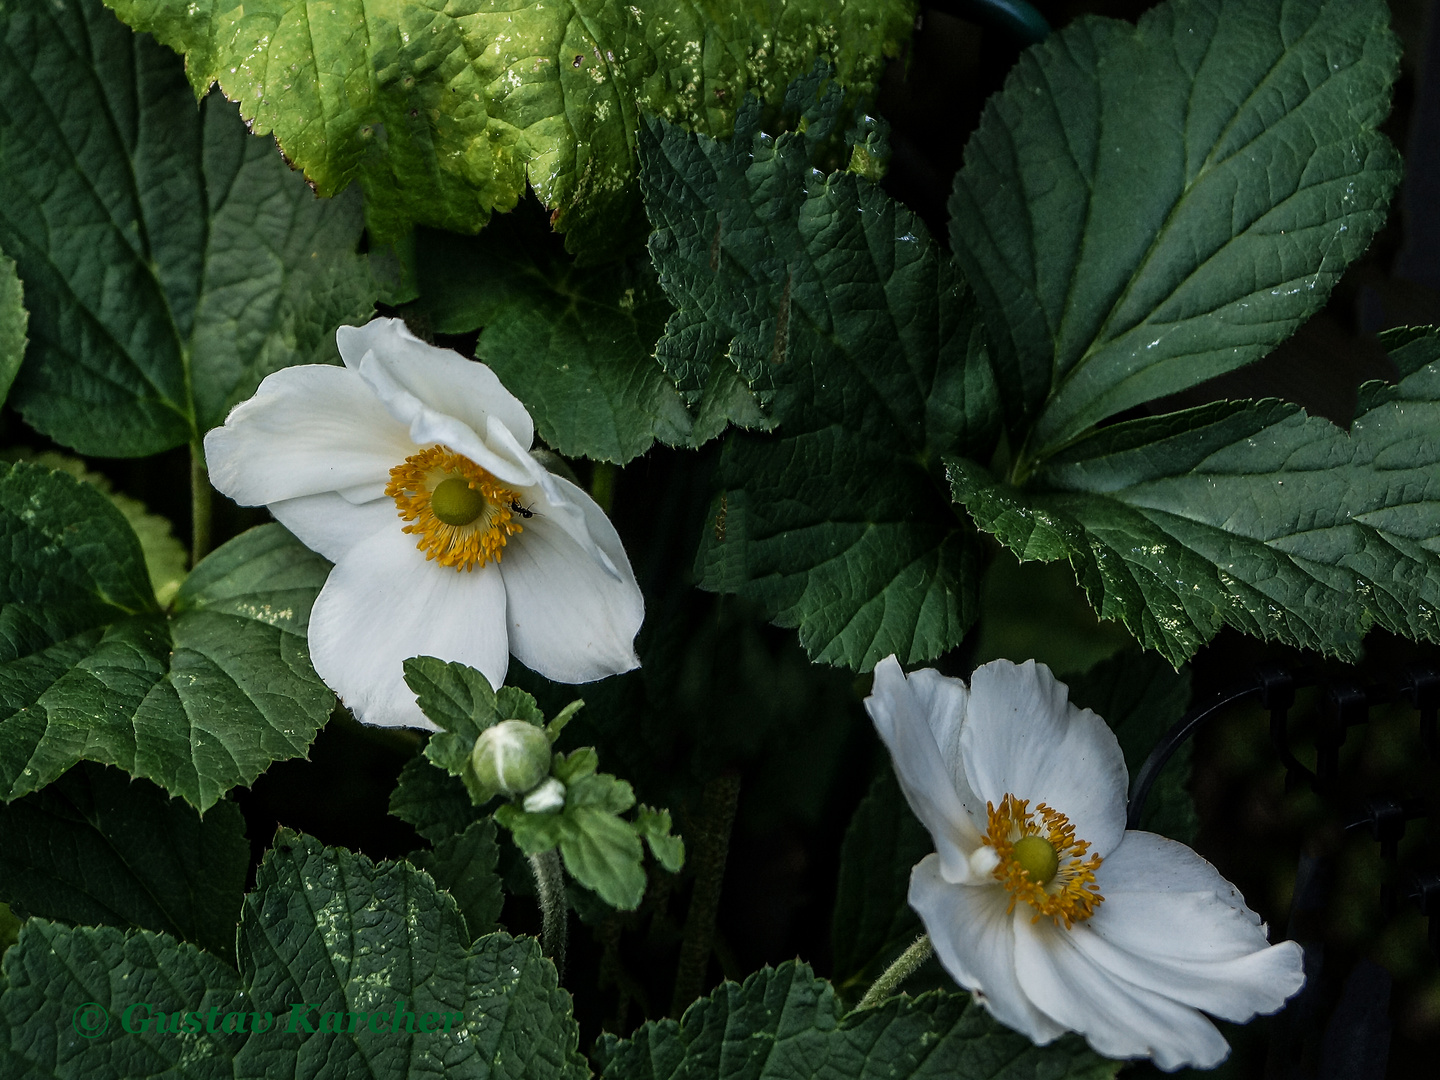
0;463;335;810
0;762;247;961
409;214;690;464
948;328;1440;664
390;754;488;845
102;0;915;256
949;0;1401;461
596;960;1118;1080
407;820;505;944
641;83;1000;671
0;0;376;457
0;831;588;1079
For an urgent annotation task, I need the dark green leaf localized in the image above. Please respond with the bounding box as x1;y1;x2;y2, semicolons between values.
0;0;376;457
1067;651;1196;843
410;215;689;464
0;762;247;960
699;432;983;671
0;920;247;1079
949;328;1440;663
597;961;1117;1080
235;831;586;1079
0;831;588;1079
641;88;999;671
831;768;933;999
389;754;487;845
0;244;24;405
103;0;914;255
0;464;334;809
1;450;188;607
408;820;505;944
950;0;1401;459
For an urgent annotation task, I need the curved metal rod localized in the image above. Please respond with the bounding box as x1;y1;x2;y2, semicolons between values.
927;0;1051;46
1126;682;1260;830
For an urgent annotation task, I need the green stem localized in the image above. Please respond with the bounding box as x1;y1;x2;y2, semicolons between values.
529;850;568;979
190;443;212;567
856;935;933;1012
590;461;616;515
670;771;741;1017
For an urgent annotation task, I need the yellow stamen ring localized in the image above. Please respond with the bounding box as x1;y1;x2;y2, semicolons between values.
982;794;1103;929
386;446;523;571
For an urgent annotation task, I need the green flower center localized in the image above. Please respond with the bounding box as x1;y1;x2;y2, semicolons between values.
1012;834;1060;885
430;477;487;526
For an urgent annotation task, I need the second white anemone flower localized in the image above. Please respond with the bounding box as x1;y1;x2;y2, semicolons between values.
204;318;643;729
865;656;1305;1071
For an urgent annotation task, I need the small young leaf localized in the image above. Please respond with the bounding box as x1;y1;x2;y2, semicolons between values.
406;656;501;745
950;330;1440;663
408;657;551;805
950;0;1401;458
0;0;376;457
634;806;685;873
596;961;1117;1080
0;465;334;810
0;244;25;405
0;762;247;960
496;756;649;910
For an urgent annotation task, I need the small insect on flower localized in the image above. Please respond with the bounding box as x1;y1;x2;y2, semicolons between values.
204;318;645;729
865;657;1305;1071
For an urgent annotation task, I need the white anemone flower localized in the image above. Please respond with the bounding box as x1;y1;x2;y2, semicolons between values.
865;655;1305;1071
204;318;643;730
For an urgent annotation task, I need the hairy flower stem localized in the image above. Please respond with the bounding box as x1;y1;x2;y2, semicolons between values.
670;771;741;1017
190;444;212;567
856;935;934;1011
529;850;568;979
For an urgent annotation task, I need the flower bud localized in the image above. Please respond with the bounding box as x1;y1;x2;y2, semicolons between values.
472;720;551;797
522;777;567;814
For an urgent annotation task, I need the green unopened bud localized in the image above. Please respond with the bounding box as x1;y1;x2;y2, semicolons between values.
472;720;551;797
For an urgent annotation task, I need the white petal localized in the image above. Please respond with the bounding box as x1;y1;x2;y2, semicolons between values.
356;351;536;490
1076;832;1305;1022
308;524;510;729
960;660;1129;857
336;318;535;449
909;855;1066;1045
866;658;987;883
1013;916;1233;1071
203;365;414;506
500;484;643;683
266;492;397;564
